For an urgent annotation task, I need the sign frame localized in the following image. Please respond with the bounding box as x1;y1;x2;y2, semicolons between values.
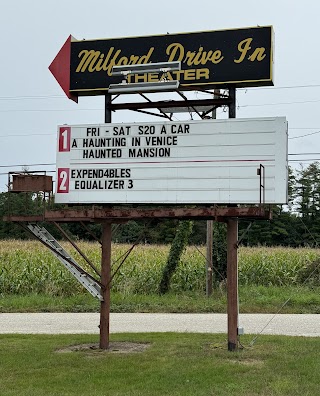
55;117;288;205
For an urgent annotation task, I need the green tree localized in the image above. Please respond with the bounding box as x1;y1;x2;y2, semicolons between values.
0;192;38;239
294;162;320;246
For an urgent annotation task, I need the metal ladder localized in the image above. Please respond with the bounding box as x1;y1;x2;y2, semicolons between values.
26;224;103;301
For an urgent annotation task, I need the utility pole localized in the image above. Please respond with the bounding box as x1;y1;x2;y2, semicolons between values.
227;86;239;351
99;94;112;349
206;89;219;296
206;220;213;296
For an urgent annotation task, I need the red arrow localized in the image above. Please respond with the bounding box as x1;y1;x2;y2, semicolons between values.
49;35;78;103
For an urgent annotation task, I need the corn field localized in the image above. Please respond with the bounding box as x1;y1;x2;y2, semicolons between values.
0;240;319;296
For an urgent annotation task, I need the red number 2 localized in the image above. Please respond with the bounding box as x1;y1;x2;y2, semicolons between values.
57;168;70;193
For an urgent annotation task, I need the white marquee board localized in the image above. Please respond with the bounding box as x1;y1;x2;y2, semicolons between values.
55;117;288;204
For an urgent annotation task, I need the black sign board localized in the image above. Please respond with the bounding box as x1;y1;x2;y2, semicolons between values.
50;26;273;100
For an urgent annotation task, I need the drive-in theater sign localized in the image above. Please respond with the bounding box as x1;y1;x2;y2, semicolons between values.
49;26;274;101
48;25;282;352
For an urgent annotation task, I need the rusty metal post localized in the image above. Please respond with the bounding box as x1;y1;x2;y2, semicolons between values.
227;218;239;351
99;221;112;349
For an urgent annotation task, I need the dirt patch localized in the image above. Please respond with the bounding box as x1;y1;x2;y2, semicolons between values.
56;342;150;354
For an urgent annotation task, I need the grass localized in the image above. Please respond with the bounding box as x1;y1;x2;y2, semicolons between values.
0;333;319;396
1;242;319;395
1;285;319;313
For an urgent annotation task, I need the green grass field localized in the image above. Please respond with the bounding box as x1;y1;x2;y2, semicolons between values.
1;285;319;314
1;241;319;395
0;333;319;396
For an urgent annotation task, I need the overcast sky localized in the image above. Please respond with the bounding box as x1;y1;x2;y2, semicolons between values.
1;0;320;192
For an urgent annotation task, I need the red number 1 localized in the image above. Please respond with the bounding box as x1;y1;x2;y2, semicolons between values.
58;127;71;152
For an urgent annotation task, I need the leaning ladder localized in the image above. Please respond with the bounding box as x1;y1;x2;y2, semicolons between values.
26;224;103;301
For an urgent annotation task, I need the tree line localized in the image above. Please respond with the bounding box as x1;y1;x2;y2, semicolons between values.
1;162;320;247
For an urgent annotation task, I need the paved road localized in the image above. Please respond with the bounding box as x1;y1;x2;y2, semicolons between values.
0;313;319;337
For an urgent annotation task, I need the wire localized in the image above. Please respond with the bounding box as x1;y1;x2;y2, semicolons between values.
0;128;319;140
0;170;56;176
0;163;55;168
0;108;101;113
299;217;319;246
241;83;320;91
0;94;64;101
2;94;320;115
2;100;319;113
289;130;320;140
0;156;319;170
109;220;154;285
248;219;320;348
0;125;317;137
248;297;292;347
1;83;320;102
194;245;226;282
0;133;55;138
240;98;320;108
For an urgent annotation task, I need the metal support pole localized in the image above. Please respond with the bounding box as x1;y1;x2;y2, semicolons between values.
227;218;239;351
228;87;236;118
53;222;101;276
99;221;112;349
105;94;112;123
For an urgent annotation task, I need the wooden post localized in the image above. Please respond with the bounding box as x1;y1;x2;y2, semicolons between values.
99;221;112;349
206;220;213;296
227;218;238;351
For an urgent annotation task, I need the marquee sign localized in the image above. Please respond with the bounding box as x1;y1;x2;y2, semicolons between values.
55;117;287;205
49;26;274;102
